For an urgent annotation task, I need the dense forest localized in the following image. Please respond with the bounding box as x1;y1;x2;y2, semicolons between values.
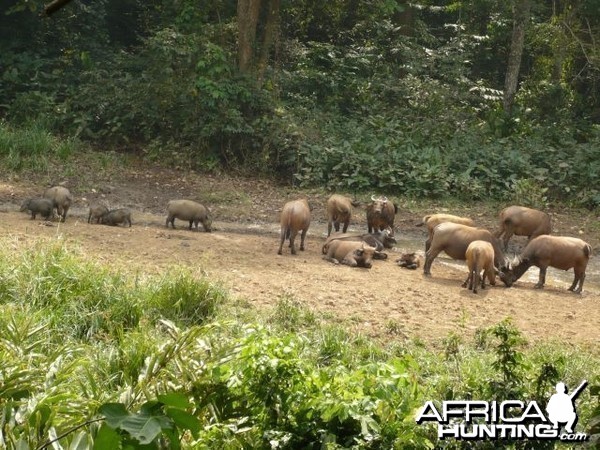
1;0;599;207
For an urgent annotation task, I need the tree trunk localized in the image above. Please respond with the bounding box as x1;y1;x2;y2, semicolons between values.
396;1;414;37
237;0;262;73
256;0;280;85
503;0;531;115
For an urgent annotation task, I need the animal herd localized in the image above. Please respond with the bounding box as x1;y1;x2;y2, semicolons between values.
279;197;593;294
20;186;211;231
19;187;593;294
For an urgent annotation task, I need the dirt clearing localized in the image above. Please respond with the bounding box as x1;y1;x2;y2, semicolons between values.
1;162;599;346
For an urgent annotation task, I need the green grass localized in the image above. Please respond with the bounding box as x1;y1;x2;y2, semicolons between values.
0;120;83;172
0;239;599;449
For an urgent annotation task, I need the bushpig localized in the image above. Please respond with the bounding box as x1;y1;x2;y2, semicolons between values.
101;208;132;227
44;186;73;222
166;200;212;232
20;197;54;220
88;204;109;224
278;199;310;255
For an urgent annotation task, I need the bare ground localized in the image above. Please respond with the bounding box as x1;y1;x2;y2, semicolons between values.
1;159;599;346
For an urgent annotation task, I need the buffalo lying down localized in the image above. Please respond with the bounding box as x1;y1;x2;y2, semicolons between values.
322;229;395;260
323;241;377;268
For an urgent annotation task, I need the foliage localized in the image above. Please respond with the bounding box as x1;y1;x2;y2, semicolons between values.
0;121;79;172
1;0;600;206
1;240;600;448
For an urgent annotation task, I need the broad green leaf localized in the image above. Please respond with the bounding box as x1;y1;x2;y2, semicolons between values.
157;393;191;409
99;403;129;428
93;424;120;450
119;414;171;445
165;408;201;435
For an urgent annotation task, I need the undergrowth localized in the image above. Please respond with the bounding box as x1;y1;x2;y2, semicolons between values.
0;239;598;449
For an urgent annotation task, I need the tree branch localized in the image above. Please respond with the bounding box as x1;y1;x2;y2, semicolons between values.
35;417;104;450
42;0;75;17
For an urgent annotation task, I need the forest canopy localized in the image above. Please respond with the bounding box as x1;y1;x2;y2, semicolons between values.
1;0;599;207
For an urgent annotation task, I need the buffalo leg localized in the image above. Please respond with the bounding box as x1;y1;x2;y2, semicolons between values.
502;229;513;251
423;248;442;276
342;220;349;233
277;227;287;255
473;269;479;293
462;273;471;289
299;229;307;251
575;272;585;294
327;221;333;237
289;230;299;254
534;266;547;289
569;271;585;293
425;238;432;253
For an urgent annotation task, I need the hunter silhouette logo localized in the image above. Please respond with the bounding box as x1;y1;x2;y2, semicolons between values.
416;380;589;442
546;380;586;434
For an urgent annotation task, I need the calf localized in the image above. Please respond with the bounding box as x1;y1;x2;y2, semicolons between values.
396;253;420;270
463;240;496;294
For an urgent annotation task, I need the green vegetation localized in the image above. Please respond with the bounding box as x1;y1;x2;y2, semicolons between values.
1;239;599;449
2;2;600;446
1;1;600;207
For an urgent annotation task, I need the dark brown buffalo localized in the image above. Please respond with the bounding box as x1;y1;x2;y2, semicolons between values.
366;195;397;235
